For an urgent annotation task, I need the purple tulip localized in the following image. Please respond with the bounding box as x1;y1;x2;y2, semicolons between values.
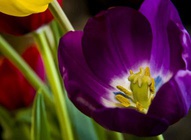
58;0;191;136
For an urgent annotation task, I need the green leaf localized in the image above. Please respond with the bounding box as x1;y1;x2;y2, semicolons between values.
15;108;32;123
0;106;14;139
0;106;14;128
0;106;32;139
66;95;124;140
66;98;99;140
92;122;107;140
31;91;51;140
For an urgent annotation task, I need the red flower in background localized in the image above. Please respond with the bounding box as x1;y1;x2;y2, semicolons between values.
0;0;62;36
0;46;45;110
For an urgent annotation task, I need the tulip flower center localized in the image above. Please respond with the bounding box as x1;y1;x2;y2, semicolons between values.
115;67;155;113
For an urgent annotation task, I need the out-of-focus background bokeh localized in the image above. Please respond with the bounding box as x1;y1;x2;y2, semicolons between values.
63;0;191;31
63;0;191;139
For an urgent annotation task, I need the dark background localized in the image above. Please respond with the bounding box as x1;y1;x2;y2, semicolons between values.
63;0;191;30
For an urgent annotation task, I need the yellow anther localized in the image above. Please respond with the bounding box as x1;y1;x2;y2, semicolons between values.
129;70;134;75
116;85;132;95
139;67;144;75
136;102;144;112
115;94;130;107
145;67;151;76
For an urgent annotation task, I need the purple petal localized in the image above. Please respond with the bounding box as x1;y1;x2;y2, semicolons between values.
92;70;191;136
140;0;182;24
82;7;152;85
139;0;190;73
178;27;191;70
167;21;186;72
92;108;168;136
148;70;191;125
58;31;114;116
174;70;191;112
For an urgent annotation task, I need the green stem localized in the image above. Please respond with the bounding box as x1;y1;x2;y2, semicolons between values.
0;35;52;103
156;135;164;140
33;30;73;140
49;0;74;32
124;134;164;140
44;24;59;66
108;132;124;140
50;20;62;48
92;122;107;140
103;128;124;140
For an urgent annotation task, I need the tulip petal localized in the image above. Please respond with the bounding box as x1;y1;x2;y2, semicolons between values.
175;70;191;111
0;0;62;35
0;0;52;17
166;21;186;72
58;31;116;116
139;0;190;73
21;46;45;107
0;11;53;35
0;46;45;110
92;107;168;136
92;70;191;136
148;70;191;126
0;59;24;110
82;7;152;85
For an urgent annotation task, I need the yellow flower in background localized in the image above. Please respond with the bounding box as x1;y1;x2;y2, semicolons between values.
0;0;53;17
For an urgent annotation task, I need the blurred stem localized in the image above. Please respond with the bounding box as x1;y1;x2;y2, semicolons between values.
0;106;14;139
156;135;164;140
107;132;124;140
33;30;73;140
50;20;62;49
0;35;52;104
44;24;60;66
49;0;74;32
124;134;164;140
92;121;124;140
92;122;107;140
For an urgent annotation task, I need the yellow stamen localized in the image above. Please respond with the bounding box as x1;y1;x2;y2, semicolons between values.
116;85;132;96
129;70;134;75
115;94;130;107
115;67;155;114
145;67;151;76
139;67;144;75
138;78;142;87
136;102;144;112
